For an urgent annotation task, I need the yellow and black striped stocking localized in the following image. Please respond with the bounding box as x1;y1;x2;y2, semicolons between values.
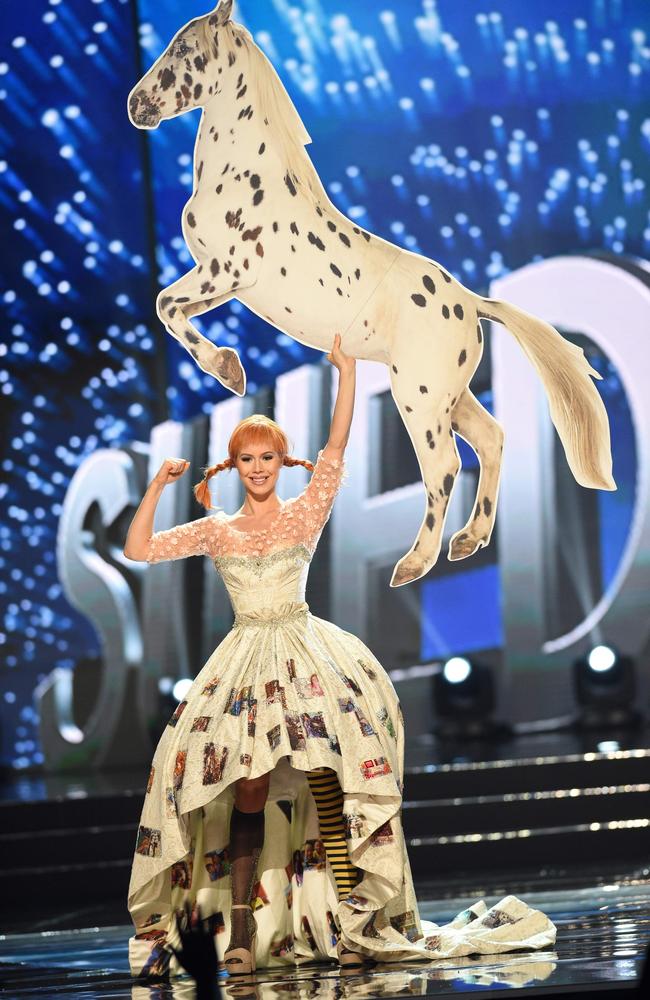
305;767;360;900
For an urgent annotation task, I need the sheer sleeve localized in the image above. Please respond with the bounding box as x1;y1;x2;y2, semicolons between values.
287;448;347;545
146;514;219;564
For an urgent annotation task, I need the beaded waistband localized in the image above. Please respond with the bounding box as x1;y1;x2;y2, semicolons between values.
233;604;310;629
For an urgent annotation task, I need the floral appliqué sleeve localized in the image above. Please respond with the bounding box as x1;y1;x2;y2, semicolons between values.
286;448;347;548
146;514;220;564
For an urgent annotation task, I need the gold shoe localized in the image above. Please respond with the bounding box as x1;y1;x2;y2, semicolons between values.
225;904;257;975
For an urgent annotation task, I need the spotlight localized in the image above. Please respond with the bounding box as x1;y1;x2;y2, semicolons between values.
172;677;193;702
434;656;510;741
572;645;642;729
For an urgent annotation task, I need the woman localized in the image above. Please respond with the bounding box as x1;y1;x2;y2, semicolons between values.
124;335;555;980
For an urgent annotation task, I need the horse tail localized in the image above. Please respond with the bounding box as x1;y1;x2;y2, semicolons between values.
475;295;616;491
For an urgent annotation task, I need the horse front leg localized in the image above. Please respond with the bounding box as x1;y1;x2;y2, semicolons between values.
448;389;505;561
388;372;462;587
155;267;247;396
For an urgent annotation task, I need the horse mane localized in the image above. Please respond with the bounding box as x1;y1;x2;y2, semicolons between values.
200;16;329;208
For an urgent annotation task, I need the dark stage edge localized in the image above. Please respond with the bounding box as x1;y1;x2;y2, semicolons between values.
1;863;648;998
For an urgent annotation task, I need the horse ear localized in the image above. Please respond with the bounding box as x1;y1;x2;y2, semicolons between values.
210;0;233;25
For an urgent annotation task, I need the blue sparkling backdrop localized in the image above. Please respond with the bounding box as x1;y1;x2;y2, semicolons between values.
1;0;648;769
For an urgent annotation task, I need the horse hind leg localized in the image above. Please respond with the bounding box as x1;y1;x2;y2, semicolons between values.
156;267;246;395
388;382;462;587
448;389;504;561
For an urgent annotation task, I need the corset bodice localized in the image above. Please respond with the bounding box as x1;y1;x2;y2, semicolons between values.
213;542;312;623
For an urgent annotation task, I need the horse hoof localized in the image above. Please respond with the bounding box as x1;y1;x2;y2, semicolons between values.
216;348;246;395
390;553;425;587
448;532;479;561
448;532;490;561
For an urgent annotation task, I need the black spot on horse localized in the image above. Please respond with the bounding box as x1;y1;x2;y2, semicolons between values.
258;142;265;154
187;212;196;228
236;84;247;99
250;174;261;189
405;405;412;412
193;83;203;100
483;497;492;516
284;172;297;196
474;503;481;519
186;330;200;344
161;68;176;90
160;295;173;309
419;385;428;394
253;190;264;206
443;473;454;495
197;161;204;180
426;512;435;531
308;232;325;251
442;304;450;319
426;430;435;449
330;263;342;278
280;267;287;276
454;304;464;320
216;183;222;194
422;274;436;295
210;259;220;276
458;350;467;366
411;293;427;307
290;221;299;235
327;221;337;232
338;233;351;248
392;365;398;374
272;221;279;232
355;268;361;280
441;270;452;283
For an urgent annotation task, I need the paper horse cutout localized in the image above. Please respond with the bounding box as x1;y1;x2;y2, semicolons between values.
128;0;615;587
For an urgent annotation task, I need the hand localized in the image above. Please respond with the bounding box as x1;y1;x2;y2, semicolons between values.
326;333;355;376
168;900;220;984
153;458;190;486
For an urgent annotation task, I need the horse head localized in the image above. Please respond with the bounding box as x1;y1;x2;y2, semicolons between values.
128;0;235;129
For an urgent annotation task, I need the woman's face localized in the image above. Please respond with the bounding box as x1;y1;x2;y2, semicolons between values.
234;438;284;497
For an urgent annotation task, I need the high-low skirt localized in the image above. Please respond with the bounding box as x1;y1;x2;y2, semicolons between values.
127;602;556;978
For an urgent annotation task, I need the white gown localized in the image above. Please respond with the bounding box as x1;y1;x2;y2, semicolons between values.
127;450;556;978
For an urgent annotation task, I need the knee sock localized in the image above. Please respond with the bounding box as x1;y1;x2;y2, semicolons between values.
306;767;360;901
227;803;265;952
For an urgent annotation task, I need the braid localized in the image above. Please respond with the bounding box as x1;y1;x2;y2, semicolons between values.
283;455;315;472
194;454;314;511
193;458;234;511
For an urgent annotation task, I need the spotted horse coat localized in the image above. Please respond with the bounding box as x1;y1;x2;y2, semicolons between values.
128;0;616;587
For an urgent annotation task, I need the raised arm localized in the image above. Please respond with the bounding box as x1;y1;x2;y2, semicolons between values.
321;332;355;464
123;457;207;563
288;335;354;541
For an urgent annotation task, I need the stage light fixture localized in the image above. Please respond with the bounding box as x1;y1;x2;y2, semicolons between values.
173;678;194;702
572;645;642;729
434;655;510;741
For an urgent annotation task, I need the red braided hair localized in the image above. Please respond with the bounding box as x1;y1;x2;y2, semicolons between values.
193;414;314;511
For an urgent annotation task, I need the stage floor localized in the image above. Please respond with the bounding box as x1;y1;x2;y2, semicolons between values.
0;864;647;998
